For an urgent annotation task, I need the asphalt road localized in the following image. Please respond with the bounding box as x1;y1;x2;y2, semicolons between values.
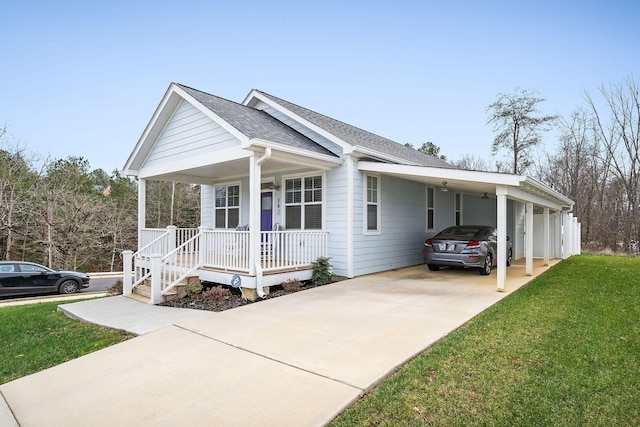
82;275;123;293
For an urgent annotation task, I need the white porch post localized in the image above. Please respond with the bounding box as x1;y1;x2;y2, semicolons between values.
150;253;161;305
496;186;508;292
346;155;354;278
198;226;209;266
122;250;133;296
525;202;533;276
167;225;177;253
137;178;146;250
248;155;258;275
543;207;550;266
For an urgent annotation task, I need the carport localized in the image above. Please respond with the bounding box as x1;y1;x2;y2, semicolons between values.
358;162;580;291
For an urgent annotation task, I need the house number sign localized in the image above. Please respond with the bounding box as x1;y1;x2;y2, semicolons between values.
230;274;241;288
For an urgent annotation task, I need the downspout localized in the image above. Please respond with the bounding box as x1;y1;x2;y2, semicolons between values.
254;147;272;298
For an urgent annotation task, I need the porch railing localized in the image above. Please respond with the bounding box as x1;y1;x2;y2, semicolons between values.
138;227;200;254
125;227;328;303
260;230;327;272
200;229;251;273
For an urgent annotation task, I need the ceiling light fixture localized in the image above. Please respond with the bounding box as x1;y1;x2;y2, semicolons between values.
482;192;490;199
440;181;449;192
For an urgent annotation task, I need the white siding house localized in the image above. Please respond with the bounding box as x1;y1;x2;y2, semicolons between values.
122;83;580;303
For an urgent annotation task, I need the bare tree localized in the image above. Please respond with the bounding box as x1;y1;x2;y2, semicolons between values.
487;88;557;174
540;108;609;247
586;77;640;251
453;154;492;171
0;133;38;260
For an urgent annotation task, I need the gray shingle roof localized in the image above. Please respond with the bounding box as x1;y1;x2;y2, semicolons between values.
254;90;453;168
176;84;336;158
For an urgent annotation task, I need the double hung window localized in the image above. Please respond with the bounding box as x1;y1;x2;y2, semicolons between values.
285;175;322;229
365;175;380;232
455;193;463;225
215;184;240;228
426;187;435;230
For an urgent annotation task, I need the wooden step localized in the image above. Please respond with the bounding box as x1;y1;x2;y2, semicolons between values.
132;276;199;303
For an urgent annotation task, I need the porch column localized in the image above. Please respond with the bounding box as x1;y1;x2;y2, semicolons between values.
496;186;508;292
346;155;354;278
543;207;550;266
525;202;533;276
248;155;258;275
137;178;146;250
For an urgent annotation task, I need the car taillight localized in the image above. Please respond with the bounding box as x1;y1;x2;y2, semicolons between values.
465;240;481;249
424;239;433;247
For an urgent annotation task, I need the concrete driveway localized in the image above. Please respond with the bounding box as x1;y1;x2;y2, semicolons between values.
0;259;556;427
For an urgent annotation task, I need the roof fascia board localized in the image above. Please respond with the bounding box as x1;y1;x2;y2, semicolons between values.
360;161;571;209
358;161;522;186
123;84;182;174
523;177;575;207
501;185;566;211
243;90;354;153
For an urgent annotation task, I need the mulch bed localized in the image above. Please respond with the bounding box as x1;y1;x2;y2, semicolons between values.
159;280;334;312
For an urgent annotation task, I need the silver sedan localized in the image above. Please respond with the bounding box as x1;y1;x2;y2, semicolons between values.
423;225;512;275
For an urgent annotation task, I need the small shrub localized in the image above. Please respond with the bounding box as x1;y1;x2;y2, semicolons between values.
107;279;123;295
282;278;303;292
312;256;332;286
202;286;231;303
184;281;203;298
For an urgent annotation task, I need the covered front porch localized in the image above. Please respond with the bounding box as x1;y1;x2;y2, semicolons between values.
123;226;328;303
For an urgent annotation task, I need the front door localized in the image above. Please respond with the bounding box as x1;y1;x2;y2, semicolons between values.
261;191;273;231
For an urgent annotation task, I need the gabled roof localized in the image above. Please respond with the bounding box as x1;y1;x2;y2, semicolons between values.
176;84;336;158
249;90;453;168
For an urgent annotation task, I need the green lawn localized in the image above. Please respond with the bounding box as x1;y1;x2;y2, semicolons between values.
0;300;133;384
330;255;640;426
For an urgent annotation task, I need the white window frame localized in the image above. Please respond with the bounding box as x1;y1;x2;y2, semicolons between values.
282;171;325;230
364;173;381;235
213;181;242;229
426;186;436;231
454;192;463;226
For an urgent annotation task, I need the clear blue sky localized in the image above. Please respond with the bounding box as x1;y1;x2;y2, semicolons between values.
1;0;638;173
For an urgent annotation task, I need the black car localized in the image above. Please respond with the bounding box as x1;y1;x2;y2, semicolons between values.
0;261;90;297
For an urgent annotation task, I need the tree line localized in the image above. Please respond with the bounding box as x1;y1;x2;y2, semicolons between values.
475;78;639;254
1;77;638;271
0;136;200;271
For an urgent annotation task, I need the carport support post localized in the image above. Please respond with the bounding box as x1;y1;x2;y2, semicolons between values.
526;202;533;276
543;207;550;266
496;187;507;292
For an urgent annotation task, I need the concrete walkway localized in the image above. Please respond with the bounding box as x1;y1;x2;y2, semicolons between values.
0;260;556;427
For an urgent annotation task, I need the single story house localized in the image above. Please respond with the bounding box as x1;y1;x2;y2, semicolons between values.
122;83;581;303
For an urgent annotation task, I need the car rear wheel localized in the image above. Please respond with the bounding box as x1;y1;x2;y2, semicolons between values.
479;253;492;275
59;280;79;294
427;264;440;272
